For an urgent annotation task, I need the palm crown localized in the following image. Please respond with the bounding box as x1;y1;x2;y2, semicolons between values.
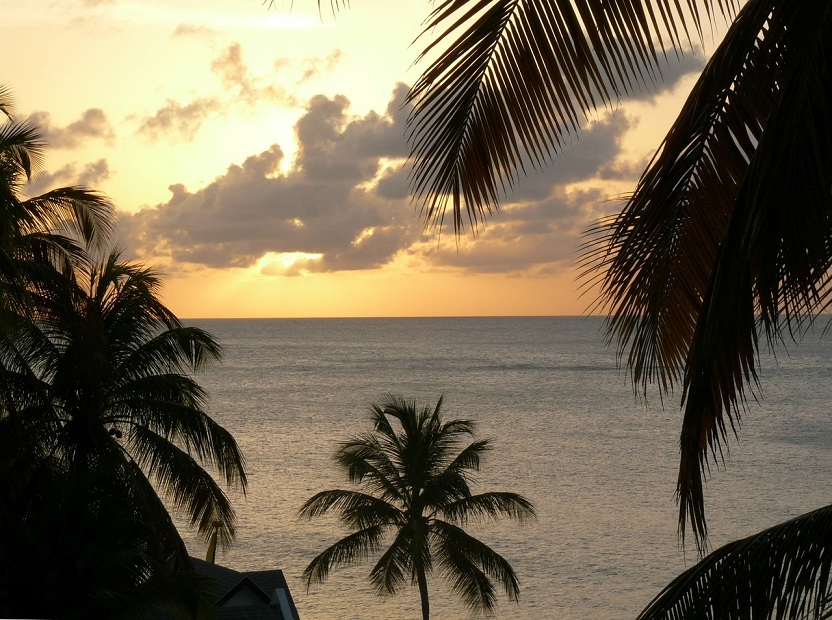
300;394;535;619
0;86;247;616
1;249;247;565
0;85;111;294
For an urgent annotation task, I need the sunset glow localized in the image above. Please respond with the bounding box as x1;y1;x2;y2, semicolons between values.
4;1;718;318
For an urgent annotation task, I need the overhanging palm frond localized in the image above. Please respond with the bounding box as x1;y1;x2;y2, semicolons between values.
408;0;738;233
676;1;832;551
582;0;832;551
638;504;832;620
581;0;775;396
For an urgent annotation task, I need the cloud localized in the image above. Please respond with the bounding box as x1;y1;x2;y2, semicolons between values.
210;43;297;107
27;158;111;196
121;84;421;274
120;80;641;278
172;23;215;38
502;113;636;204
135;43;298;142
636;50;707;102
27;108;115;149
135;97;219;142
298;50;343;82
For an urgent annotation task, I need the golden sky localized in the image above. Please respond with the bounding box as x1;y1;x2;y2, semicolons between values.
4;1;716;318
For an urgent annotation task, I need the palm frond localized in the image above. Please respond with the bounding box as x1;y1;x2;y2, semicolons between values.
127;424;238;542
580;0;832;550
431;519;520;612
299;488;403;529
0;84;15;120
638;504;832;620
582;0;776;396
337;435;407;503
437;491;536;525
421;439;489;508
20;187;113;250
123;392;247;490
0;118;44;185
676;1;832;551
368;527;415;596
302;525;387;588
408;0;736;233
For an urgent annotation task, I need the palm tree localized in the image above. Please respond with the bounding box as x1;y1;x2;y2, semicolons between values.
0;248;247;571
0;87;239;616
300;394;535;619
0;84;112;297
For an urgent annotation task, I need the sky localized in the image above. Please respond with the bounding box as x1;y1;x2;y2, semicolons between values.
3;1;716;318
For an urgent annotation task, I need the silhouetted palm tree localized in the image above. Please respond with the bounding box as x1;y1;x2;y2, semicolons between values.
0;87;234;617
300;394;535;620
0;249;247;567
0;85;111;299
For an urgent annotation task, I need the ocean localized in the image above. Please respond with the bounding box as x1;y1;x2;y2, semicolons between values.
182;316;832;619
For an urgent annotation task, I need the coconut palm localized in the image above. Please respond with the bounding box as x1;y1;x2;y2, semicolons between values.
0;84;112;296
0;248;247;568
300;394;535;619
0;88;236;616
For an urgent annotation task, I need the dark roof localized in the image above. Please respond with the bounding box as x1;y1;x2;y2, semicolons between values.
148;558;301;620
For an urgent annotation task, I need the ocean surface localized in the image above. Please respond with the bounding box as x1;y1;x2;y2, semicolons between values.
181;317;832;619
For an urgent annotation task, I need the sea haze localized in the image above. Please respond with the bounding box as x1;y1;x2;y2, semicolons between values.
183;316;832;619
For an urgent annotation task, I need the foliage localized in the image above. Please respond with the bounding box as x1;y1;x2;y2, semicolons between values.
300;394;535;619
0;86;246;618
637;505;832;620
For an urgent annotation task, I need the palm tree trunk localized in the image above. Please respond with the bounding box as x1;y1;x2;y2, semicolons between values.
416;564;429;620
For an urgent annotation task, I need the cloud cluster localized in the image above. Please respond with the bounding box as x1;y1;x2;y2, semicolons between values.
135;42;338;142
135;97;219;142
28;158;110;197
27;108;114;149
118;78;646;278
121;85;419;274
